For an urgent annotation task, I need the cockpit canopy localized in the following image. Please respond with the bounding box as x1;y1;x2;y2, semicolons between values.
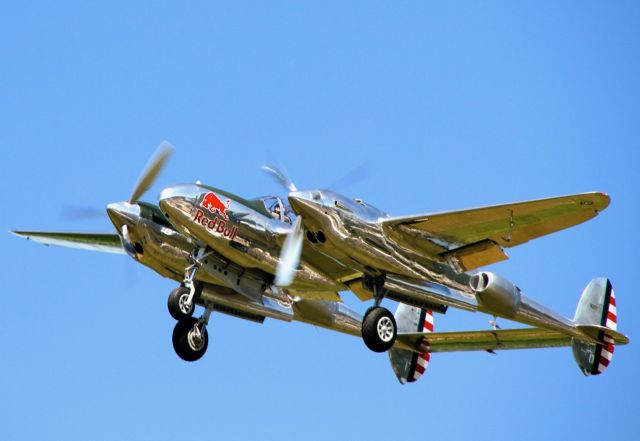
256;195;294;224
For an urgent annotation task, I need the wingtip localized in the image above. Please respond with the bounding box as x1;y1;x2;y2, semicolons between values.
595;192;611;211
581;192;610;212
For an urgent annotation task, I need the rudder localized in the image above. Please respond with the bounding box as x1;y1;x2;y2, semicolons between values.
388;304;433;384
572;278;617;376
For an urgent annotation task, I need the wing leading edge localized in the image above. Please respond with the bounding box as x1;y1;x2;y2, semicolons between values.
11;231;125;254
382;192;609;271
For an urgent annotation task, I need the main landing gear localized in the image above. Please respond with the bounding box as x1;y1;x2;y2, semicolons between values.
361;275;397;353
168;247;212;362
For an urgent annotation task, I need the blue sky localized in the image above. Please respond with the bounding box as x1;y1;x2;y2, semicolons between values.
1;2;638;440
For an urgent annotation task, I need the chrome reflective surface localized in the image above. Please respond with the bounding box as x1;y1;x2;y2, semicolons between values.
105;200;363;334
159;184;341;294
288;189;471;293
106;202;141;230
15;148;628;371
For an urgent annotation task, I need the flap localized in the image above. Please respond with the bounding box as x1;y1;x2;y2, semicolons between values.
441;239;508;272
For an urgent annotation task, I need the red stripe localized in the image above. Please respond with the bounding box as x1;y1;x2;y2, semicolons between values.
610;295;616;307
607;311;617;323
424;322;434;332
599;357;610;367
415;364;426;374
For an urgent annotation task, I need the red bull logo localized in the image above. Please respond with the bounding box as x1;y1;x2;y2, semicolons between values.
201;192;230;220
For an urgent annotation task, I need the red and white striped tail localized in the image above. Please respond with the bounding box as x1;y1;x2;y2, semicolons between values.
389;305;435;384
572;278;619;376
595;288;616;375
605;289;617;330
408;310;433;382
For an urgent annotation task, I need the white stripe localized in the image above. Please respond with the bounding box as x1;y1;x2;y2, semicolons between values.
606;318;617;330
609;304;616;316
603;335;614;343
597;363;607;373
601;348;613;360
425;313;434;324
417;357;428;368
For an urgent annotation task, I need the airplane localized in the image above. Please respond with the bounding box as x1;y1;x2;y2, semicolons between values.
12;143;628;384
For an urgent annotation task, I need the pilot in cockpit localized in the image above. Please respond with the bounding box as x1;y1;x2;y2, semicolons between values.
271;201;292;224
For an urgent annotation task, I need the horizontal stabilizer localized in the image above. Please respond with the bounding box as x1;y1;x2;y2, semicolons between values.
575;325;628;345
395;327;574;353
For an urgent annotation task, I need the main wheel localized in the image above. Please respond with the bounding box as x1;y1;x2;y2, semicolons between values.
172;317;209;362
168;287;195;321
361;306;397;353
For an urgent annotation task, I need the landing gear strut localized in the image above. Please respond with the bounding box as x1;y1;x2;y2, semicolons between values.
168;246;213;361
168;246;210;319
361;275;397;353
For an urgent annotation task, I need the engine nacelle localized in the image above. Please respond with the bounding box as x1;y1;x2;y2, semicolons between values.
469;271;521;317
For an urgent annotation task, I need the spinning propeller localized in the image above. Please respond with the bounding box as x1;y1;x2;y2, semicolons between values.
129;141;173;204
107;142;173;258
262;164;305;287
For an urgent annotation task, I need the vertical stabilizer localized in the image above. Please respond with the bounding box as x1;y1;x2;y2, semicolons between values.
389;304;433;384
572;278;617;375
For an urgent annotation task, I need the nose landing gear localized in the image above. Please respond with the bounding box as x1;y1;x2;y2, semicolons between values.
168;246;212;362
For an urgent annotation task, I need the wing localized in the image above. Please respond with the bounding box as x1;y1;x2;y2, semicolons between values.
395;327;628;353
382;192;609;271
11;231;125;255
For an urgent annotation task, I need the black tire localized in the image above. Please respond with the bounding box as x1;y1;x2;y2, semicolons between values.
172;317;208;362
361;306;397;353
168;287;195;321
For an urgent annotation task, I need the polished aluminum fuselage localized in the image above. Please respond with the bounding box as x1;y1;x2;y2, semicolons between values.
158;184;342;294
110;184;602;346
106;198;362;336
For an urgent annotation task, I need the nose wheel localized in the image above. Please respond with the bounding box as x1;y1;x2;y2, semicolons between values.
168;287;195;320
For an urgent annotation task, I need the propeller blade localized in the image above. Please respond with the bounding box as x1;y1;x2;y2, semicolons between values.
327;162;370;191
129;141;173;204
262;164;297;193
60;205;105;221
275;215;304;287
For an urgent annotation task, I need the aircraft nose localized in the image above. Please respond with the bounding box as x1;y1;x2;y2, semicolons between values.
158;184;201;203
158;184;202;219
106;202;141;228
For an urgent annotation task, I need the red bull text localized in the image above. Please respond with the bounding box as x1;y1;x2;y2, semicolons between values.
193;209;238;240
